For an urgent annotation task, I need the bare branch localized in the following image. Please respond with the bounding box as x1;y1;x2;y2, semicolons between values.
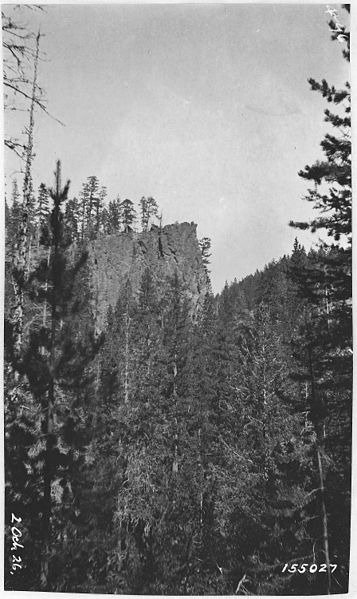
3;81;65;126
4;138;27;160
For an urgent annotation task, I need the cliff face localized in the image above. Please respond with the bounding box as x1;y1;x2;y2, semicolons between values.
86;222;210;331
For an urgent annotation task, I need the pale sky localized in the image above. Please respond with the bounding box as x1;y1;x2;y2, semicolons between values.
3;3;350;292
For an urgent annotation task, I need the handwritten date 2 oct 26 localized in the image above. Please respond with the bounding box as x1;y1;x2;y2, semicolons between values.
10;513;23;575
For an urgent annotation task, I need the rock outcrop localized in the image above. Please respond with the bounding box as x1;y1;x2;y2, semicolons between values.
86;222;210;331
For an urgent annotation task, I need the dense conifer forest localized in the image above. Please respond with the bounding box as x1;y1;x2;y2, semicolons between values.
3;4;351;595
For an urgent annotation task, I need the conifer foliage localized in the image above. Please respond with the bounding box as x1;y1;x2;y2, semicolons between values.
288;7;351;593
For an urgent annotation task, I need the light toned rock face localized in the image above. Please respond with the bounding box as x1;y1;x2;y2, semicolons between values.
87;222;210;331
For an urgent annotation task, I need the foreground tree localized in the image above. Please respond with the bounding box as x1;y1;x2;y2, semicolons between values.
6;162;102;591
290;6;351;593
39;162;71;586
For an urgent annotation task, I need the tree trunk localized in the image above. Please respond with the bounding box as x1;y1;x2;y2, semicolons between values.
11;31;40;358
316;444;331;593
124;311;130;404
309;350;331;594
40;377;54;589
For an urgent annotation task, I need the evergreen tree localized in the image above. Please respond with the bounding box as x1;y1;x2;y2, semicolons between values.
288;9;351;592
100;205;110;235
37;183;50;226
7;179;22;249
85;176;100;239
36;183;50;247
121;198;136;232
79;181;89;241
140;196;159;231
64;197;80;243
96;186;107;234
107;197;122;234
8;161;102;591
198;237;212;273
38;162;71;587
216;306;313;595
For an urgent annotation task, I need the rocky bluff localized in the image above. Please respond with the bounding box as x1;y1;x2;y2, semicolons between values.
85;222;210;332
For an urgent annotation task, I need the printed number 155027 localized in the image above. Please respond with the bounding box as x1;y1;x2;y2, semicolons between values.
282;563;337;574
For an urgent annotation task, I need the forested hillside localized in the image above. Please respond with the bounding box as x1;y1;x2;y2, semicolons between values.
3;4;351;596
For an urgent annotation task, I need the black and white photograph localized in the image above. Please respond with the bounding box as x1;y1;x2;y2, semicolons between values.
2;1;352;595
